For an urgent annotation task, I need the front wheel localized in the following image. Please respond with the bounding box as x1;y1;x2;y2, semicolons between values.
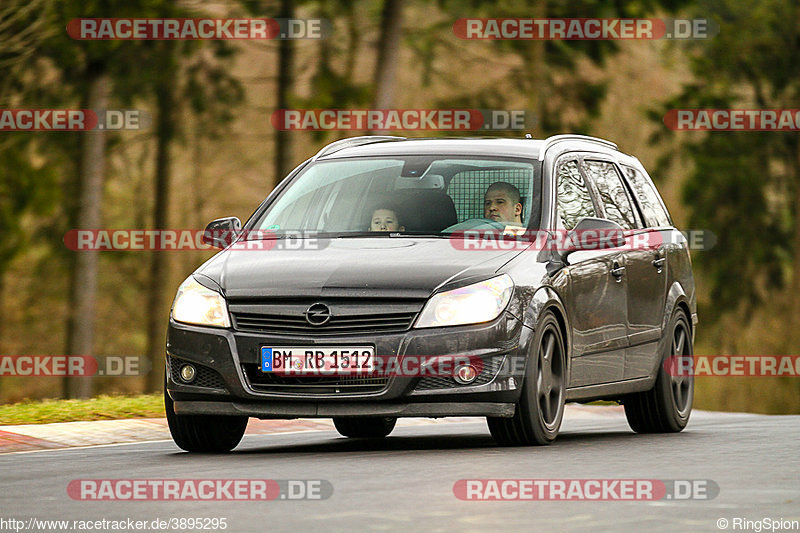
624;308;694;433
165;377;248;452
487;310;566;446
333;417;397;438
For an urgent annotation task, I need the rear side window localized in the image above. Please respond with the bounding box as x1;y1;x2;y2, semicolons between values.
448;165;533;222
621;165;671;228
582;160;638;230
556;160;596;230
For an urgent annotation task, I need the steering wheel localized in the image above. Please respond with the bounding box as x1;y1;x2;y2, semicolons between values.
442;218;511;232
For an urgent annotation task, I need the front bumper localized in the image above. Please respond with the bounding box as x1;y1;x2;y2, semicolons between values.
166;310;527;418
173;400;516;418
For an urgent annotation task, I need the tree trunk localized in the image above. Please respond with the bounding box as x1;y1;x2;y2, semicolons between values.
64;71;109;399
0;272;4;355
144;82;176;392
0;273;4;398
372;0;403;115
343;1;360;83
790;139;800;350
525;0;546;137
274;0;294;185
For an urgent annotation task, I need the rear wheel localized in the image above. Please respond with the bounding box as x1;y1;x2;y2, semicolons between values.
487;311;566;446
624;308;693;433
165;377;248;452
333;417;397;438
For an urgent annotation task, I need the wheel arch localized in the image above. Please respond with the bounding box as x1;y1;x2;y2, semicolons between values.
663;281;692;336
521;286;571;376
648;281;694;379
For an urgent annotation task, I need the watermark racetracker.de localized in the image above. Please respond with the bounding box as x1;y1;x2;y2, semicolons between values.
270;109;534;131
666;355;800;377
63;229;329;251
0;355;148;377
664;109;800;131
68;479;333;501
0;109;149;131
62;228;717;252
453;18;718;40
454;479;720;501
67;18;331;40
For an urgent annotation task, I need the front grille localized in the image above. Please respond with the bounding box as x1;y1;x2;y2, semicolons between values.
414;356;506;391
168;356;227;390
241;363;390;394
228;298;424;336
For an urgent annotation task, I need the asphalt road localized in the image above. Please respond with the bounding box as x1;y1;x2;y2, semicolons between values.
1;409;798;533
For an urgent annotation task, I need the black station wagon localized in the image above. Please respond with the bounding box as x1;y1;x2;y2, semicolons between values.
165;135;697;452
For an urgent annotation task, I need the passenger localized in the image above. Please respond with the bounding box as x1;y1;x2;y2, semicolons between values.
370;206;405;232
484;181;523;224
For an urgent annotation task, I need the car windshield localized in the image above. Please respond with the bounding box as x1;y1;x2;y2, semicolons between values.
253;156;539;236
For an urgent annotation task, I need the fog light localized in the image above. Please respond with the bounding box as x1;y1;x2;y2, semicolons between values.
453;364;478;385
180;364;197;383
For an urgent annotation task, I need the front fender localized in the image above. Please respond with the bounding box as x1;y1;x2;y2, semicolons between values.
519;286;571;377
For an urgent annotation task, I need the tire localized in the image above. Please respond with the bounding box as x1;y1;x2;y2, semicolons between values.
624;308;693;433
165;377;248;452
333;417;397;438
487;310;566;446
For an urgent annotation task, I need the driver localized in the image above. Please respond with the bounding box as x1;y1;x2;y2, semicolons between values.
484;182;523;225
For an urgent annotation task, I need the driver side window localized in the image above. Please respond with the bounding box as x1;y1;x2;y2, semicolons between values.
556;160;597;230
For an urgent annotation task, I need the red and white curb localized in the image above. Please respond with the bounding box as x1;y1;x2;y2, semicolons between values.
0;404;625;454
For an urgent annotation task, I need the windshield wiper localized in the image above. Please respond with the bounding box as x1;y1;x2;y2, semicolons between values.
393;232;450;238
240;231;304;240
332;232;392;238
333;231;450;239
242;230;451;240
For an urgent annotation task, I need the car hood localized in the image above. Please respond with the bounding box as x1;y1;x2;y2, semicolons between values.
196;237;525;299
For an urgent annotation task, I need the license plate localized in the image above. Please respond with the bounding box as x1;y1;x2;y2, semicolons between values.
261;346;375;374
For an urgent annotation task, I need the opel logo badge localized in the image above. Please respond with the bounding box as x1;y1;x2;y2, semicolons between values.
305;303;332;326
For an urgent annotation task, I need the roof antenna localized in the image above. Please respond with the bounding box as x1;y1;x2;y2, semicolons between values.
524;133;532;139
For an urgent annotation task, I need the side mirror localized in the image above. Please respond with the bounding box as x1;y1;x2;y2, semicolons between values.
202;217;242;249
560;217;626;261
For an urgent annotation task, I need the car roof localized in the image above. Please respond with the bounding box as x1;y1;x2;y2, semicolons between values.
314;136;622;161
317;138;546;160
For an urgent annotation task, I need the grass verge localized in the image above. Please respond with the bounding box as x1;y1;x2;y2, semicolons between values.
0;394;165;425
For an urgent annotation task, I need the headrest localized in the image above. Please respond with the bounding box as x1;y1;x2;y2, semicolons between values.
393;190;458;232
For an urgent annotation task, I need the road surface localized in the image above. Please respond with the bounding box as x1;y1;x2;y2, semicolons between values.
1;407;798;532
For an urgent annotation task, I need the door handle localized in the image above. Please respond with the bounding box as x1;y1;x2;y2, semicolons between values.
652;257;666;271
610;263;625;280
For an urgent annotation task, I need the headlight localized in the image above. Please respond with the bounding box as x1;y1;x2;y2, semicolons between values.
171;276;231;328
415;274;514;328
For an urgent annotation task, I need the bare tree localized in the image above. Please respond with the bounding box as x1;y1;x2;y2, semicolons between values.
65;72;110;399
144;79;177;392
372;0;403;111
142;36;244;392
0;0;56;366
523;0;546;137
274;0;295;182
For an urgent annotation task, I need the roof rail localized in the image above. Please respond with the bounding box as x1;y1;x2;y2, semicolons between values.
537;134;618;160
312;136;406;160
